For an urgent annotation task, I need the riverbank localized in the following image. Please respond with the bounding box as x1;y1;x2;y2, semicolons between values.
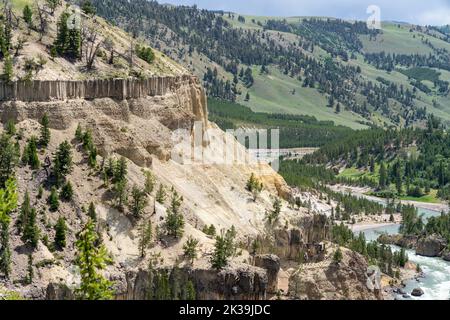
329;185;449;213
351;222;397;233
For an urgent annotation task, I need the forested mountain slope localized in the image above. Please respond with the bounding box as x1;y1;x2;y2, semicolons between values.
90;0;450;129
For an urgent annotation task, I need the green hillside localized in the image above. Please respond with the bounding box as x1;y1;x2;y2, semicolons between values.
90;1;450;130
237;66;368;129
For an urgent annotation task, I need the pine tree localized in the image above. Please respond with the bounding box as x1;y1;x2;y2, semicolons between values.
54;216;67;249
154;270;171;300
164;189;184;238
333;247;343;263
379;162;387;189
88;145;97;168
266;197;281;224
114;157;127;183
17;191;31;234
2;53;13;83
247;174;263;201
53;141;72;186
60;181;73;201
39;113;51;147
75;124;83;141
54;11;70;55
143;170;156;194
23;208;40;248
327;95;334;108
129;185;148;218
54;11;81;59
369;157;375;173
26;253;34;284
23;5;33;27
82;129;93;151
48;187;59;211
75;219;114;300
183;236;199;264
0;134;19;188
210;232;228;270
138;220;152;258
23;136;40;170
155;184;166;204
113;180;127;210
184;281;196;300
88;202;97;221
81;0;96;16
5;120;16;136
37;185;43;199
0;179;18;278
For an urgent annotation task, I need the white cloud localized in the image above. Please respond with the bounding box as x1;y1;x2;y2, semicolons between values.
160;0;450;25
418;8;450;25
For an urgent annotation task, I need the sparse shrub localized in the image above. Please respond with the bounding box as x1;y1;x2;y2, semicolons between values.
48;187;59;211
54;216;67;249
333;247;343;263
183;236;199;264
88;202;97;221
60;181;73;201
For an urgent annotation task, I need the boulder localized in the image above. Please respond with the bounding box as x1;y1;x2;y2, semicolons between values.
442;251;450;262
416;235;447;257
411;288;424;297
46;283;75;300
397;288;406;295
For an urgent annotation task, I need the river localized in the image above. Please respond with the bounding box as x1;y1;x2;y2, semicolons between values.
359;207;450;300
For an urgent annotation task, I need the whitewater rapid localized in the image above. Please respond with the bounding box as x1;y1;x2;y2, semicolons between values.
361;207;450;300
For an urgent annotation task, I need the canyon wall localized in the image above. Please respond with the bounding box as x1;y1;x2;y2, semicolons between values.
0;76;199;102
46;265;270;300
0;76;208;166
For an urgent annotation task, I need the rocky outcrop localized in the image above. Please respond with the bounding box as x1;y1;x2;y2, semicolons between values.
0;76;198;102
1;76;208;167
45;265;269;300
377;234;418;249
288;249;378;300
46;283;75;300
254;254;280;294
115;266;268;300
270;215;330;261
416;235;447;257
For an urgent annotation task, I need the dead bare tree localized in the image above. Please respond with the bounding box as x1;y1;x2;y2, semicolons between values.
82;21;104;70
103;37;115;64
34;0;50;41
45;0;61;16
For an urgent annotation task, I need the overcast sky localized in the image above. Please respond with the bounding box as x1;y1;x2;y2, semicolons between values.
159;0;450;26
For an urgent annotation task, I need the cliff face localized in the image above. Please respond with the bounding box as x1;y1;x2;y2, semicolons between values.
288;248;379;300
0;76;208;167
0;76;202;102
116;266;268;300
45;265;269;301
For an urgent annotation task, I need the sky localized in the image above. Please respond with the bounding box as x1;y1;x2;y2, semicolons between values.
159;0;450;26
